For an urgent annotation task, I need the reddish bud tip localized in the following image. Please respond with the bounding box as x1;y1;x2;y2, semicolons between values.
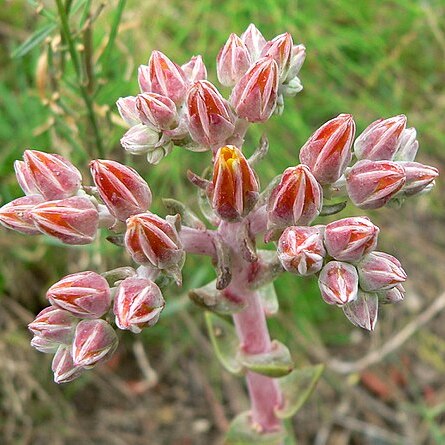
181;55;207;82
0;195;44;234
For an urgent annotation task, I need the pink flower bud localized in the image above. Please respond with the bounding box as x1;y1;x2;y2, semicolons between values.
209;145;260;221
52;346;84;383
378;283;405;304
217;33;251;87
29;196;99;245
394;127;418;162
277;225;326;276
357;252;407;292
14;160;39;195
28;306;76;344
299;114;356;185
324;217;379;262
318;261;359;306
125;212;185;279
260;32;293;79
346;160;406;209
72;319;118;368
267;164;322;230
136;93;178;130
354;115;406;161
399;161;438;196
187;81;236;149
138;51;187;105
31;335;59;354
230;56;279;123
240;23;267;62
23;150;82;200
120;124;161;156
114;277;165;333
181;55;207;82
285;44;306;81
0;195;44;235
90;159;152;221
116;96;140;126
342;290;378;331
46;271;111;318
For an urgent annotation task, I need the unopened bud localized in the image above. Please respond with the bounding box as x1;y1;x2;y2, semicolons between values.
318;261;359;306
31;335;59;354
47;271;111;318
181;55;207;82
0;195;44;235
357;251;407;292
114;277;165;333
240;23;267;62
285;44;306;82
260;32;293;79
72;319;118;368
187;81;236;149
125;212;185;281
230;56;279;123
342;290;378;331
29;197;99;245
324;217;379;262
299;114;356;185
399;161;438;197
52;346;83;383
277;225;325;276
267;164;322;230
378;283;405;304
14;160;39;195
209;145;259;221
217;33;251;87
116;96;140;126
28;306;76;344
23;150;82;200
354;115;406;161
346;160;406;209
120;124;160;156
394;127;418;162
136;93;178;130
90;159;152;221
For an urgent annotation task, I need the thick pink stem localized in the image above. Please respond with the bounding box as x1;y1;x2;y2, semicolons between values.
219;221;283;432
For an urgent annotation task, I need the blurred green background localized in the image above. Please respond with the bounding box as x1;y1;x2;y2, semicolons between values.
0;1;444;444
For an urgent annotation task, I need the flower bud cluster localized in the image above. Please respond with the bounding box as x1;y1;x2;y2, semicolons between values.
117;24;306;161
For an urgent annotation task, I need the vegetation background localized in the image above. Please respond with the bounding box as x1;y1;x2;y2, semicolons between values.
0;0;444;444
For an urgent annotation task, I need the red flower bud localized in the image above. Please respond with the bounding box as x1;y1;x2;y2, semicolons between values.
394;127;418;162
138;51;187;105
114;277;165;333
378;283;405;304
357;252;407;292
209;145;259;221
187;81;236;149
90;159;152;221
23;150;82;200
354;115;406;161
0;195;44;235
318;261;359;306
217;33;251;87
136;93;178;130
28;306;76;344
125;212;185;281
14;160;39;195
46;271;111;318
116;96;140;126
324;217;379;262
230;56;279;123
277;225;326;276
260;32;293;79
240;23;267;62
181;55;207;82
342;290;378;331
399;161;438;196
72;319;118;368
299;114;356;185
346;160;406;209
29;196;99;245
267;164;322;230
52;346;83;383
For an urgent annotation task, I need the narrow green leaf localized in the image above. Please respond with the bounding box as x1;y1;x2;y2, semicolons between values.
275;364;324;419
225;411;287;445
11;23;57;59
238;340;294;378
205;312;242;375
